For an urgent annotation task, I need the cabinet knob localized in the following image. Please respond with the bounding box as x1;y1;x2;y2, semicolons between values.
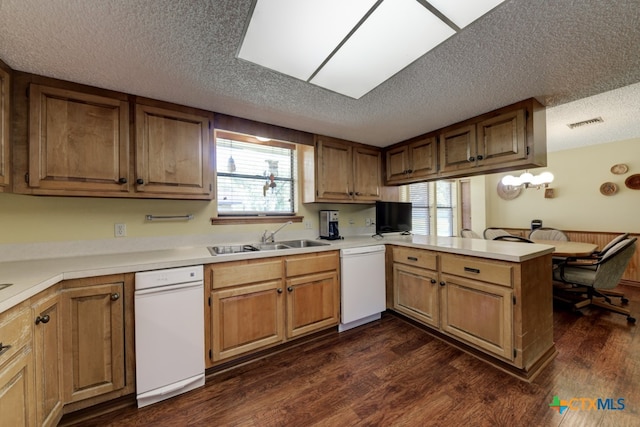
35;314;50;325
111;293;120;301
0;342;11;356
136;178;144;185
477;154;484;160
287;287;293;292
430;279;436;284
407;169;413;174
277;288;283;294
468;156;475;162
439;281;446;286
118;177;128;184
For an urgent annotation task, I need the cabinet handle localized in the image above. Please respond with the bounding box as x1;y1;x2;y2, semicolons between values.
0;342;11;356
468;156;475;162
287;287;293;292
111;293;120;301
476;154;484;160
118;177;128;184
35;314;50;325
355;192;361;196
136;178;145;185
277;288;283;294
430;279;436;284
439;281;446;286
407;256;418;261
407;169;413;174
464;267;481;274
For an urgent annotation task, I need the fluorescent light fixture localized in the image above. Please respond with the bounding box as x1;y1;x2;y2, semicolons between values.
238;0;506;99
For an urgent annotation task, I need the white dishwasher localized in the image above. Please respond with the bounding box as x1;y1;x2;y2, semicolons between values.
339;245;386;332
134;265;205;408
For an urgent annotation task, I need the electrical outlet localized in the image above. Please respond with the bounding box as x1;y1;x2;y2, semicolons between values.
114;223;127;237
365;218;372;226
304;220;313;229
348;218;354;225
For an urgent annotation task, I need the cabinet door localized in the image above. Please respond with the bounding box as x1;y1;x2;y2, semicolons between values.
408;136;437;179
385;145;410;183
28;84;130;194
135;104;213;198
439;124;476;174
0;350;35;427
393;263;440;328
286;271;339;339
440;274;513;361
0;67;9;191
477;109;526;167
33;294;63;427
61;282;125;403
316;138;353;201
352;146;381;201
211;281;284;361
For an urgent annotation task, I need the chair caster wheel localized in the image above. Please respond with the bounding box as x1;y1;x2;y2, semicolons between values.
627;316;636;324
621;298;629;304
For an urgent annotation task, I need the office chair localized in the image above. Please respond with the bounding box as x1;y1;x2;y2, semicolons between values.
483;227;510;240
460;228;481;238
494;235;534;243
529;227;569;241
553;237;637;323
593;233;630;257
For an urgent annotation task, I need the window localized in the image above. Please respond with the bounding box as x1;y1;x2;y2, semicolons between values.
216;131;295;215
405;180;456;236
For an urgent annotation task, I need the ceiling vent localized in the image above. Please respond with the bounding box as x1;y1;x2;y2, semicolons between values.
567;116;604;129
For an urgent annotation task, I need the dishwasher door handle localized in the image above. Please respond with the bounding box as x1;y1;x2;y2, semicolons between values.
135;281;203;296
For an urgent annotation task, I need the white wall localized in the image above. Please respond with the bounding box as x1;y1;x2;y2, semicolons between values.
485;138;640;233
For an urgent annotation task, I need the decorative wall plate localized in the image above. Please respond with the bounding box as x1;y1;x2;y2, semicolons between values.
599;182;618;196
625;174;640;190
610;163;629;175
497;181;522;200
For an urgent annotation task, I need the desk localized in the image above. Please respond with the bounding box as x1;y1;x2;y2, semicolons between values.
532;240;598;257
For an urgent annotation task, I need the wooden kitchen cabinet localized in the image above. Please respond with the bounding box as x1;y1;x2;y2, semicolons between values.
385;136;437;185
0;65;10;192
134;102;214;199
392;246;440;328
32;291;64;427
304;135;389;203
61;277;126;404
285;252;340;338
28;84;131;195
0;301;36;427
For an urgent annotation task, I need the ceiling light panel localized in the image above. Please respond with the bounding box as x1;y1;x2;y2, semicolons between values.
426;0;506;28
238;0;377;81
310;0;455;99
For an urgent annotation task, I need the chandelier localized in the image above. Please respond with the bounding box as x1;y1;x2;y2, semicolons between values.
501;171;554;189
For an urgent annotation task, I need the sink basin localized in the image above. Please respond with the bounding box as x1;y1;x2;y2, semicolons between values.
278;239;330;248
208;239;329;255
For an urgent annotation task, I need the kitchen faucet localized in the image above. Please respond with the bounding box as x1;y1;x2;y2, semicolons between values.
261;221;293;243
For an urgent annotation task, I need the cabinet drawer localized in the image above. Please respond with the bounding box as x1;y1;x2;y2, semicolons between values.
441;254;513;288
211;258;282;289
0;305;32;367
285;251;339;277
392;246;437;270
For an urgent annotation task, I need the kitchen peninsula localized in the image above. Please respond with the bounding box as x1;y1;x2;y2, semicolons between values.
0;235;555;424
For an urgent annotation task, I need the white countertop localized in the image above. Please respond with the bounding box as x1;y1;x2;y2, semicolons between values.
0;235;554;313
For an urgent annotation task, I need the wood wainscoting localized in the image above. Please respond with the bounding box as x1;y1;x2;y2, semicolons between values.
503;228;639;286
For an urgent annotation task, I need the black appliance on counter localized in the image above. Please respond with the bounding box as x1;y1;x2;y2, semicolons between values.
320;210;341;240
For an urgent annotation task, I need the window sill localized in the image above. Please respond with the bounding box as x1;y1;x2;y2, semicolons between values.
210;215;303;225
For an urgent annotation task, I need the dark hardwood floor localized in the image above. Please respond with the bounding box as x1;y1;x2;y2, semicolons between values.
68;286;640;427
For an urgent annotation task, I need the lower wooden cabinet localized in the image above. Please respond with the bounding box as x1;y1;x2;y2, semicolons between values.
0;302;36;427
393;263;440;328
207;251;340;365
60;275;132;406
32;291;63;427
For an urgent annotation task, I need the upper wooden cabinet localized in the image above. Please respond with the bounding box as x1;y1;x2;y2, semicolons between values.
135;103;213;198
385;136;437;184
384;98;546;185
28;84;131;195
0;66;10;192
21;79;214;199
303;135;395;203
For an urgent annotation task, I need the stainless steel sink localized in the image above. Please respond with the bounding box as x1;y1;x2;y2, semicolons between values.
278;239;330;248
208;239;329;255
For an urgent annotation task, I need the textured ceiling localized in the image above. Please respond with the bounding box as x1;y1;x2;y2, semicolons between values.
1;0;639;152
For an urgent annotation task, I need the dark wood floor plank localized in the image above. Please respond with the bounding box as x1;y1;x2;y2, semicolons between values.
65;286;640;427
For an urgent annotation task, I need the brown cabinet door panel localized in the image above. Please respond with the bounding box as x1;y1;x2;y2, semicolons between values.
352;146;381;200
477;109;526;166
439;124;476;173
286;271;339;338
385;145;410;183
0;67;10;190
316;138;352;200
393;264;439;328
